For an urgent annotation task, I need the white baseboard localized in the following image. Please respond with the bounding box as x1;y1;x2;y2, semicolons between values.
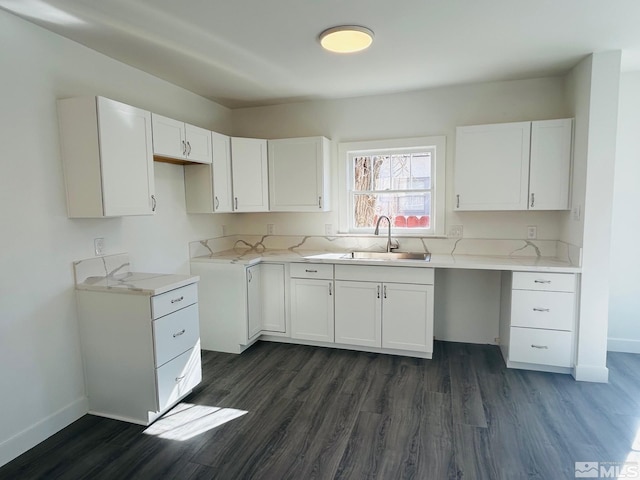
0;396;88;468
607;337;640;354
573;364;609;383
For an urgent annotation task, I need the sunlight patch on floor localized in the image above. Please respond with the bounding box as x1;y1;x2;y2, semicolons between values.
144;403;248;441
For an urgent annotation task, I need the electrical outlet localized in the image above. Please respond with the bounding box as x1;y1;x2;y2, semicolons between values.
325;224;334;236
94;237;104;256
222;224;227;236
267;224;276;235
572;205;581;221
527;226;537;240
448;225;463;238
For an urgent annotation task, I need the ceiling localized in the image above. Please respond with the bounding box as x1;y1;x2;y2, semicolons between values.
2;0;640;108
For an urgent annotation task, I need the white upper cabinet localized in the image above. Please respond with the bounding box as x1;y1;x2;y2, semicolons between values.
529;119;573;210
151;113;212;164
454;118;572;211
57;96;155;218
184;131;233;213
231;137;269;212
268;136;331;212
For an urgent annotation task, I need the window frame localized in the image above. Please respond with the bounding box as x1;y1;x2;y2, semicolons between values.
338;136;446;236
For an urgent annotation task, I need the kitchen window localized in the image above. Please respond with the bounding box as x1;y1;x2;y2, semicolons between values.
338;136;446;236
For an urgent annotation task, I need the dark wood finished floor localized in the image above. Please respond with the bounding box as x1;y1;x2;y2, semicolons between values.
2;341;640;479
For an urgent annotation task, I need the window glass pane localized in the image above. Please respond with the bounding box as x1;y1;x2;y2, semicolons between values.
391;154;410;190
410;153;431;189
372;155;390;190
353;156;372;191
353;192;431;229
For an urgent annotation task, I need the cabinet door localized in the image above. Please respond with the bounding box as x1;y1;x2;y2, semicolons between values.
335;281;382;348
529;119;572;210
231;137;269;212
454;122;531;210
290;278;334;342
151;113;186;160
382;283;433;353
268;137;330;212
247;265;262;340
185;123;213;164
212;131;233;212
98;97;155;216
261;264;286;333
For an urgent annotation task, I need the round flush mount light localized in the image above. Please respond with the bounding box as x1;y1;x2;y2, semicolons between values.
319;25;374;53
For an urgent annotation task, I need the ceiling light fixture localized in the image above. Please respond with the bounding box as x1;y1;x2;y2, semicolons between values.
319;25;374;54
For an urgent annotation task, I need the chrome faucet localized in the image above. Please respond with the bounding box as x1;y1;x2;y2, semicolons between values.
374;216;399;252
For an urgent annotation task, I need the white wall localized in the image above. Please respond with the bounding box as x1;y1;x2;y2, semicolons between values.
608;71;640;353
0;10;229;466
230;77;571;240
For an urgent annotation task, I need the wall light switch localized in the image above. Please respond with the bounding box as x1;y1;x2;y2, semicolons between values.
527;226;537;240
267;224;276;235
94;237;104;256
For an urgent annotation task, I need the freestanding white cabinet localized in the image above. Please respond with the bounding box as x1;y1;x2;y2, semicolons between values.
231;137;269;212
454;118;572;211
290;263;335;342
57;96;155;217
151;113;213;164
76;282;202;425
184;131;234;213
268;136;331;212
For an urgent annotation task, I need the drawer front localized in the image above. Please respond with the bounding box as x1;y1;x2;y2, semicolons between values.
509;327;573;367
512;272;576;293
335;265;434;285
152;283;198;319
290;262;334;280
156;344;202;412
153;303;200;367
511;290;575;331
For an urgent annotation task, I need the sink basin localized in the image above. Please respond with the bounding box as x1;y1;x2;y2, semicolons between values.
348;251;431;261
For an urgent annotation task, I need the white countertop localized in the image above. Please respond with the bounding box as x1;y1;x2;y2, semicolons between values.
76;272;199;296
190;249;580;273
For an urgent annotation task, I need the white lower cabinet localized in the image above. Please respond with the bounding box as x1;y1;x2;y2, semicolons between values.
382;283;434;352
334;281;381;347
290;263;334;342
76;283;202;425
247;264;262;340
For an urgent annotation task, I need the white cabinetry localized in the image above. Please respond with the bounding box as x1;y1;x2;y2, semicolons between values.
290;263;335;342
151;113;212;164
184;131;234;213
231;137;269;212
268;136;331;211
499;271;577;372
191;261;287;353
454;118;572;211
334;265;435;356
76;283;202;425
57;96;155;217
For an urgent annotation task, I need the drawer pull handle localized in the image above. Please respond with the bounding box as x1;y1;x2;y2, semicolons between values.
173;329;186;338
531;344;549;349
533;308;550;312
175;375;186;382
534;280;551;284
305;269;318;273
170;296;184;304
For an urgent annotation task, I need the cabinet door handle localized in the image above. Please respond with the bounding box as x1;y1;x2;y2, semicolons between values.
151;195;157;212
531;344;549;349
533;307;550;312
456;194;460;208
173;329;186;338
329;282;332;296
318;196;322;209
383;285;387;299
175;375;186;382
377;285;380;299
234;197;238;210
305;269;318;273
170;296;184;304
248;270;252;282
182;140;187;156
534;279;551;284
215;196;219;210
187;141;192;156
530;193;535;208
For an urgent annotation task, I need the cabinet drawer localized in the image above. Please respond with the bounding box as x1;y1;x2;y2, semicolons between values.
512;272;576;292
335;265;434;285
511;290;575;331
509;327;573;367
153;303;200;367
156;345;202;411
290;262;334;279
151;283;198;319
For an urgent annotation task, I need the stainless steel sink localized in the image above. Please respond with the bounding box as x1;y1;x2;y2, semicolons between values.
348;251;431;261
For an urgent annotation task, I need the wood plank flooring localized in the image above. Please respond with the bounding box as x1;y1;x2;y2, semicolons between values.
2;341;640;479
